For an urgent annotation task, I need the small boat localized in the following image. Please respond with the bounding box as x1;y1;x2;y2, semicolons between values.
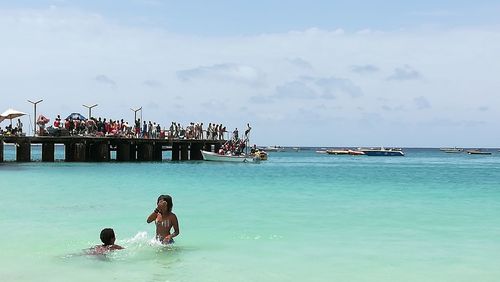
263;146;285;152
348;150;365;155
315;150;327;154
201;150;260;162
252;149;268;160
466;149;492;155
326;149;350;155
440;147;463;153
359;147;404;156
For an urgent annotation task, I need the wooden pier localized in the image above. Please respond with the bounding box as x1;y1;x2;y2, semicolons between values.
0;136;224;162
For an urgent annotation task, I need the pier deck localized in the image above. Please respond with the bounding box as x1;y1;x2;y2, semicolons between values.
0;136;224;162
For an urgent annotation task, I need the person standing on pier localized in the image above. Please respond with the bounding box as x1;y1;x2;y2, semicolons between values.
233;128;239;141
16;119;23;134
244;123;251;141
146;195;180;244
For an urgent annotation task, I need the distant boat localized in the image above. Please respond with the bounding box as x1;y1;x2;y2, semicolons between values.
201;150;260;162
440;147;463;153
316;150;328;154
359;147;404;156
262;146;285;152
326;149;365;155
326;149;350;155
466;149;492;155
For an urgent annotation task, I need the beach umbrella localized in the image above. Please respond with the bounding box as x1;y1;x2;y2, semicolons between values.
0;108;27;125
66;113;87;120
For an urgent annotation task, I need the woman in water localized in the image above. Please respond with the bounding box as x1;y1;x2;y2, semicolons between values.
147;195;180;244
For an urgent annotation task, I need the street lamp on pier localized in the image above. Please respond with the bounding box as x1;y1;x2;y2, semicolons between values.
130;107;142;123
83;104;98;119
27;99;43;136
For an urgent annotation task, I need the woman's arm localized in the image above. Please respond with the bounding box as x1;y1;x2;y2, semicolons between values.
171;214;180;238
146;209;159;223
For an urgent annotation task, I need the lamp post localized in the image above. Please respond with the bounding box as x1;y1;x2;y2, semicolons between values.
130;107;142;123
27;99;43;136
83;104;98;119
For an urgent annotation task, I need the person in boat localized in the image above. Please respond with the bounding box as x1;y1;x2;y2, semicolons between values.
88;228;124;255
147;195;180;244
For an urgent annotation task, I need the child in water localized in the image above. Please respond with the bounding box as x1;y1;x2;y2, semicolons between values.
88;228;124;255
146;195;180;244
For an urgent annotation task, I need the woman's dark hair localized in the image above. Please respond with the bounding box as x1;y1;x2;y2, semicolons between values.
100;228;115;246
157;194;173;214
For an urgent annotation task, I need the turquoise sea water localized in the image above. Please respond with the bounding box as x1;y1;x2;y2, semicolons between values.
1;146;500;282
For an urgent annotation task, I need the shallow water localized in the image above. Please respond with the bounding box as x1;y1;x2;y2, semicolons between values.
1;147;500;281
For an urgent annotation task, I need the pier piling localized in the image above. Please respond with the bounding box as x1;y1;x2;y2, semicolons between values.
42;143;55;162
17;140;31;162
180;143;188;160
0;141;4;162
153;143;163;161
190;143;203;160
137;143;153;161
117;143;131;162
172;143;180;161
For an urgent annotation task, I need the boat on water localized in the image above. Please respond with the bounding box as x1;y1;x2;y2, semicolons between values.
262;145;285;152
359;147;405;156
326;149;365;155
466;149;492;155
201;150;260;162
252;149;268;160
326;149;350;155
316;150;328;154
440;147;463;153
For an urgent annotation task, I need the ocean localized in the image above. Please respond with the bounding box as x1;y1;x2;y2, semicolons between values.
0;146;499;282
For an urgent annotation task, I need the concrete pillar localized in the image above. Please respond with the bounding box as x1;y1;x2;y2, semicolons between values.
16;141;31;162
0;140;4;162
117;143;131;162
138;143;153;161
181;143;189;161
172;143;180;161
42;143;55;162
153;143;163;161
95;142;109;162
129;143;137;161
74;143;86;162
190;143;203;160
65;143;73;162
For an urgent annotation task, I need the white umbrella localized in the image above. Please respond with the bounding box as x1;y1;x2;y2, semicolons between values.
0;108;27;126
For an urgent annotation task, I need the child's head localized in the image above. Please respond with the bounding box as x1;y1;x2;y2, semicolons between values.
100;228;116;246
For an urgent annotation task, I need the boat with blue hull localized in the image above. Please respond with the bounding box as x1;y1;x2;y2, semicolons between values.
359;147;405;156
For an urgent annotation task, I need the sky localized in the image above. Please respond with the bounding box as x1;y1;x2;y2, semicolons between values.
1;0;500;147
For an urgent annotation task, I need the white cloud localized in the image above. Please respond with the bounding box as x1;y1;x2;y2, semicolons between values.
95;74;116;87
413;96;431;110
388;65;421;80
177;63;266;87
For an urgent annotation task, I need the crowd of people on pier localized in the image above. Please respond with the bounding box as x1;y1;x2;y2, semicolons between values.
0;119;24;136
36;113;232;141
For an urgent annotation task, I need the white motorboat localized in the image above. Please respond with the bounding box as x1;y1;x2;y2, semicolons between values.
263;146;285;152
201;150;260;163
440;147;463;153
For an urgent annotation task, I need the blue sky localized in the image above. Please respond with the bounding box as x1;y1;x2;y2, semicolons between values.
1;1;500;146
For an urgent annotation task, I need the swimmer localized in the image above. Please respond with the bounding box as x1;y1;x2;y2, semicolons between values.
88;228;124;255
146;195;180;244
